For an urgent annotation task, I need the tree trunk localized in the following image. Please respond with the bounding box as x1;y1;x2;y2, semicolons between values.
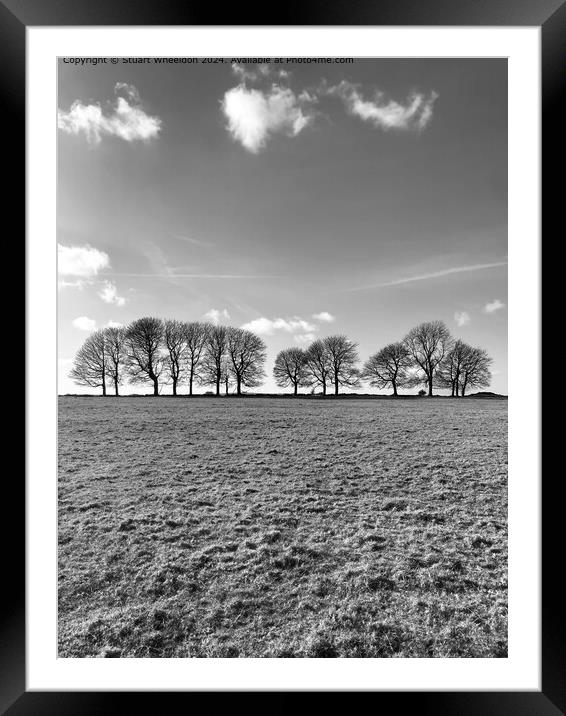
428;376;433;396
294;382;298;396
153;378;159;396
225;375;229;395
216;377;220;396
114;378;119;396
189;372;194;396
461;381;467;397
172;378;177;396
334;377;339;396
322;381;326;396
392;381;398;397
237;377;242;396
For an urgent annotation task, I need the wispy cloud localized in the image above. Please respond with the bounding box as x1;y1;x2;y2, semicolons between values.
231;62;270;82
58;279;87;289
326;81;438;131
173;235;216;248
114;82;140;103
454;311;471;327
348;261;507;291
139;242;177;279
58;83;162;145
204;308;231;325
483;299;505;314
231;62;290;83
103;272;276;279
98;280;126;307
133;243;272;281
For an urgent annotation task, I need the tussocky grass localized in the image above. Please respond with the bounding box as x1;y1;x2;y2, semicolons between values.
57;396;507;658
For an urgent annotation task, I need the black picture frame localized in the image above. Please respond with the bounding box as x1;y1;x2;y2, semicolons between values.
10;0;554;710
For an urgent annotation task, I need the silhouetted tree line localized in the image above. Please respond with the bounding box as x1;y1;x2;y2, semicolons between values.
70;319;265;397
274;321;492;397
70;318;492;397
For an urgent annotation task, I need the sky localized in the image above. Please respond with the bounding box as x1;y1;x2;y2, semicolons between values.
57;58;507;395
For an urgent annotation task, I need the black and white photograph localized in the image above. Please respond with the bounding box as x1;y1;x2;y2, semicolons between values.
56;56;508;659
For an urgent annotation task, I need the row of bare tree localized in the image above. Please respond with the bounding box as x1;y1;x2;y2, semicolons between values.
70;318;266;396
70;318;492;397
274;320;492;396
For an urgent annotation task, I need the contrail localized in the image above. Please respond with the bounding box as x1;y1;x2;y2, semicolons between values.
101;273;278;279
347;261;507;291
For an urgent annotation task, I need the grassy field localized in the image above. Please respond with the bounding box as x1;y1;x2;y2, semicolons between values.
58;396;507;658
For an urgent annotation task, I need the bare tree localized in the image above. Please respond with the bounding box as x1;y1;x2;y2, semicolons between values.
304;339;331;395
125;317;165;396
323;335;360;395
104;326;127;396
403;321;452;396
183;321;210;396
438;339;471;397
227;328;267;395
201;324;229;396
437;352;458;396
69;330;108;395
163;319;188;396
362;342;414;396
459;346;492;396
220;357;233;395
273;347;310;395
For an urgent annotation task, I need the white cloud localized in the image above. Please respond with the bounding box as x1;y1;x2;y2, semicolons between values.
312;311;335;323
106;320;124;328
221;71;437;151
241;316;316;336
98;280;126;306
454;311;471;327
58;244;110;277
327;81;438;131
294;333;316;345
58;279;87;290
231;63;274;82
58;83;162;145
231;63;258;82
204;308;231;325
221;84;313;153
484;299;505;314
72;316;97;331
114;82;141;103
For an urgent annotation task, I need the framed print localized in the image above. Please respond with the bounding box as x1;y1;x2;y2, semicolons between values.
9;0;556;710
